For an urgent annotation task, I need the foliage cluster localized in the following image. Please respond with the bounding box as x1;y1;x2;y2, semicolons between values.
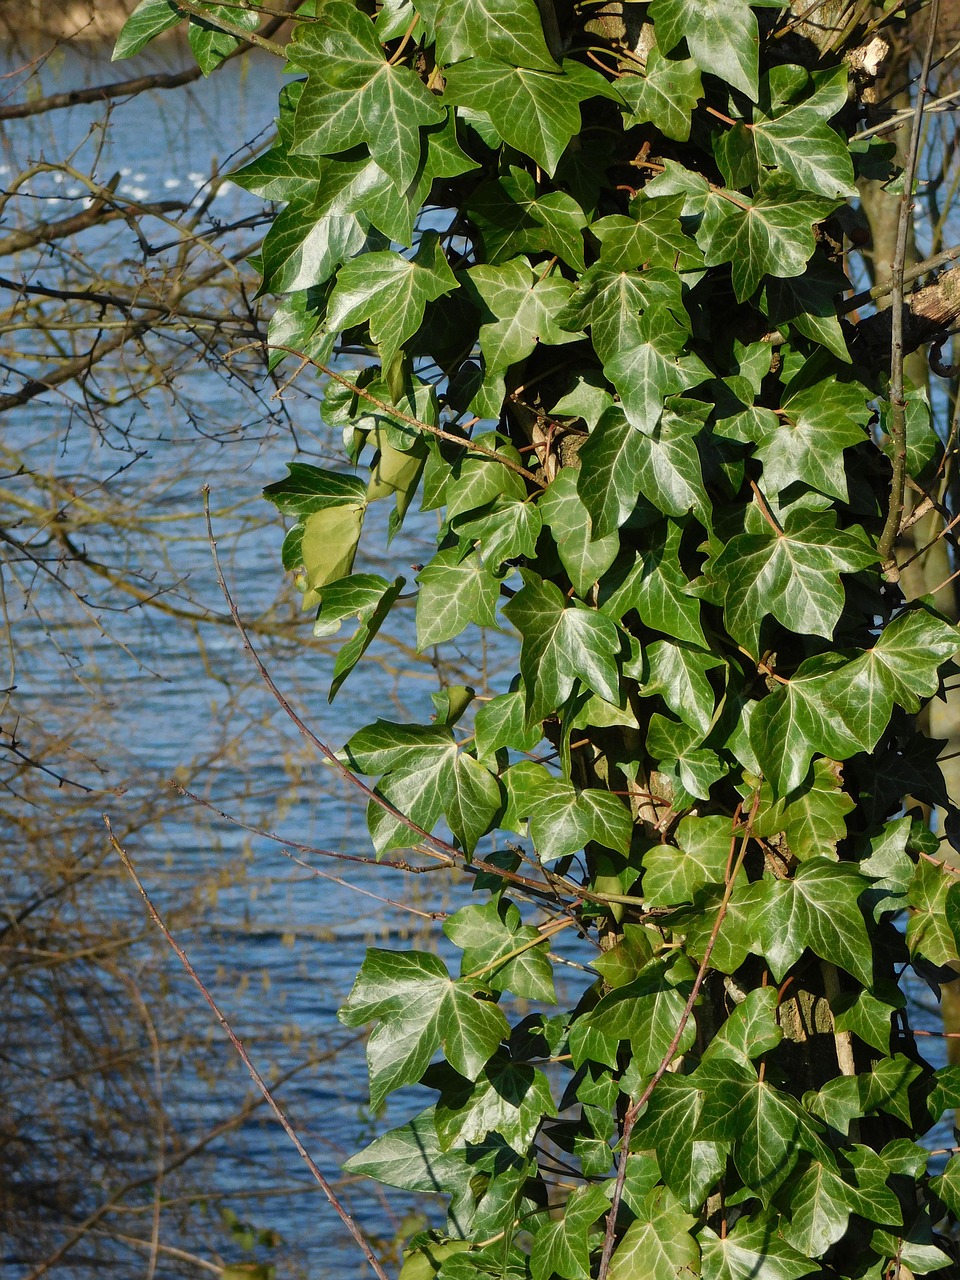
120;1;960;1278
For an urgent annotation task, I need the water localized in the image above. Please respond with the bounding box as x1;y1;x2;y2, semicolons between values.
0;41;500;1279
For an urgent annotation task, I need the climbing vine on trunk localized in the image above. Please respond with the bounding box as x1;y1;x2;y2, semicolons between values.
121;1;960;1277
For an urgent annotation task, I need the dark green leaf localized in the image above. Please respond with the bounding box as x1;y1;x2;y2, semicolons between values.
503;576;622;727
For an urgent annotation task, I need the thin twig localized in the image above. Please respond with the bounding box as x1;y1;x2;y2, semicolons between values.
106;817;390;1280
840;242;960;316
877;0;941;572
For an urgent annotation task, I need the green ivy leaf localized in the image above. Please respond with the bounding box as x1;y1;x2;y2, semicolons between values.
647;0;781;100
503;576;622;727
906;857;960;966
592;195;703;271
445;900;555;1002
570;963;696;1073
617;47;703;141
343;1105;474;1196
540;469;620;597
339;949;509;1106
289;1;445;189
556;264;684;363
751;759;855;861
531;1184;610;1280
599;525;706;646
605;306;710;435
444;60;609;174
417;0;558;69
752;859;875;986
709;506;877;658
699;1217;817;1280
640;639;724;734
113;0;181;58
630;1074;727;1212
642;814;740;906
608;1185;699;1280
468;167;587;269
326;232;459;366
416;549;501;647
434;1054;556;1153
503;761;632;861
697;180;838;302
755;381;870;501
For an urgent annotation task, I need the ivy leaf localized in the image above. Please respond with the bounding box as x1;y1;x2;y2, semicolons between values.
503;761;632;861
640;639;724;734
556;264;684;364
608;1185;699;1280
703;987;783;1064
697;180;838;302
906;858;960;966
468;167;587;269
531;1184;610;1280
755;381;870;501
751;104;858;200
708;506;877;657
642;814;739;906
339;949;509;1106
633;400;712;519
113;0;181;59
289;2;444;189
416;549;501;647
444;752;505;855
474;690;543;760
570;962;696;1073
752;859;874;986
445;900;555;1002
445;434;528;519
630;1074;727;1212
416;0;558;70
592;195;703;271
503;575;622;727
617;47;703;141
696;1058;822;1201
830;983;905;1056
647;0;781;101
699;1218;817;1280
187;3;260;74
444;60;611;174
320;574;407;700
434;1055;556;1153
264;462;367;517
605;305;710;434
453;499;543;567
779;1160;859;1256
540;469;620;597
576;408;645;539
326;232;459;366
467;256;577;384
343;1106;473;1196
764;256;852;362
752;759;855;861
599;525;706;646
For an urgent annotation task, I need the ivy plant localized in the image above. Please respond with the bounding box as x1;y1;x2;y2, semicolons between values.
119;2;960;1278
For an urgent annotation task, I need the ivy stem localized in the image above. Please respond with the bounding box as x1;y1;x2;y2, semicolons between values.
596;791;762;1280
264;347;547;487
387;14;420;64
461;917;575;982
171;0;288;55
877;0;941;573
